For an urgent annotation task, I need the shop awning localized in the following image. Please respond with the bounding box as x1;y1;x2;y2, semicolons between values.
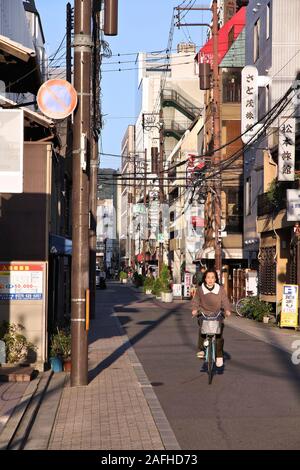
0;34;42;94
196;7;246;67
49;234;72;256
201;247;243;259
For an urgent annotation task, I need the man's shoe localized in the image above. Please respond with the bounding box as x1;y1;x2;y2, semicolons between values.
196;351;205;359
216;357;224;367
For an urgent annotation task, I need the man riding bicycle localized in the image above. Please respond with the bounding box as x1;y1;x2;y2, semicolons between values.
191;269;232;368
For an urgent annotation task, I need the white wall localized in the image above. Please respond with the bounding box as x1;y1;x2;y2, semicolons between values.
0;0;34;49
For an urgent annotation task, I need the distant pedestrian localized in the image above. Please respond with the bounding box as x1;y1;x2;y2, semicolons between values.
192;265;206;286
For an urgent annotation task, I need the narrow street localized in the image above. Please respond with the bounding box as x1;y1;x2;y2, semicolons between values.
105;283;300;450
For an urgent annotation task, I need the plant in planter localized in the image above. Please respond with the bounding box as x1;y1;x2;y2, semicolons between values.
160;264;173;303
143;276;154;294
0;322;36;364
119;271;128;283
152;278;163;299
238;297;273;322
133;272;145;288
50;328;71;372
266;178;291;212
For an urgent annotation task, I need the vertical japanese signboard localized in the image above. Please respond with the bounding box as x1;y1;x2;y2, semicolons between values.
184;272;192;298
241;66;259;144
278;117;295;181
280;284;298;328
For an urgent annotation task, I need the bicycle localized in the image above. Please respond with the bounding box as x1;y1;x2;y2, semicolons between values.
197;310;224;385
235;290;255;317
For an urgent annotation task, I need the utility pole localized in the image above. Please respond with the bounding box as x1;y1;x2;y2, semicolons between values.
175;1;222;277
71;0;92;387
212;0;222;278
143;149;147;274
158;103;164;274
66;3;72;84
89;1;101;320
65;2;73;237
131;153;136;270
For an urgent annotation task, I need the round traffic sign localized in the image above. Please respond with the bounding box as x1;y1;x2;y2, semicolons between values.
37;79;78;120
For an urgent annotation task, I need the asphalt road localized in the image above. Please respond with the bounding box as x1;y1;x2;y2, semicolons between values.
106;283;300;450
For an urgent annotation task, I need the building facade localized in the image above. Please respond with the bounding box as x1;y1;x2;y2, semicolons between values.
244;0;300;306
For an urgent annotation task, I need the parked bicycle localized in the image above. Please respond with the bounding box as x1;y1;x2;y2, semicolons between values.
197;310;224;385
235;290;255;317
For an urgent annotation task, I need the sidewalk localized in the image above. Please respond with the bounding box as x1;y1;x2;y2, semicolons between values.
45;284;179;450
227;314;300;355
0;382;28;435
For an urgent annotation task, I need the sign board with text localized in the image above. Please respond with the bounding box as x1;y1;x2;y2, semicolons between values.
184;273;192;298
278;117;295;181
0;262;47;367
280;284;298;328
0;263;43;300
172;284;182;298
287;190;300;221
241;66;258;144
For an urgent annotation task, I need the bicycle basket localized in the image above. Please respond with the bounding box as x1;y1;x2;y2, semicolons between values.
201;319;221;335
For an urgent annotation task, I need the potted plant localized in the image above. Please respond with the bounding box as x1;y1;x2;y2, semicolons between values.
161;284;173;303
50;328;71;372
152;278;163;299
133;272;145;289
143;276;154;295
0;322;36;365
160;264;173;303
238;297;273;322
119;271;128;284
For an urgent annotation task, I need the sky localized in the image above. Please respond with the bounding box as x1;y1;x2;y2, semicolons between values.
35;0;209;170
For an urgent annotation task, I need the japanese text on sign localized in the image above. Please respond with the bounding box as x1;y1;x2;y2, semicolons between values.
278;117;295;181
241;66;259;144
0;264;43;300
280;284;298;328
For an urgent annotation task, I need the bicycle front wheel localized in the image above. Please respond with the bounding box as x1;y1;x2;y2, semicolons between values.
236;298;249;317
207;337;214;385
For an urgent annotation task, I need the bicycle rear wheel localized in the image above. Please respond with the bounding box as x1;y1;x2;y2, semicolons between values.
207;337;214;385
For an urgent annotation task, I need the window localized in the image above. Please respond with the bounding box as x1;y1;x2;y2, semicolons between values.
266;85;270;113
259;246;276;296
222;69;241;103
253;19;260;62
224;188;243;233
266;3;270;40
246;177;252;216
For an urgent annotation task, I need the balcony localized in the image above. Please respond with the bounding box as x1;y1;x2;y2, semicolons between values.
162;89;202;121
163;120;187;140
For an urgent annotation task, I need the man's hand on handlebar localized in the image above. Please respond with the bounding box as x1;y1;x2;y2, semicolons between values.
192;309;198;317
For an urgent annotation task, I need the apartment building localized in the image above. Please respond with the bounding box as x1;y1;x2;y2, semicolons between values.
244;0;300;306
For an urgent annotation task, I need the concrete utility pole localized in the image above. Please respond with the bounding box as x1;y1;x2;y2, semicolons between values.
212;0;222;278
89;2;101;320
158;103;164;274
175;1;222;276
143;149;147;274
71;0;92;387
